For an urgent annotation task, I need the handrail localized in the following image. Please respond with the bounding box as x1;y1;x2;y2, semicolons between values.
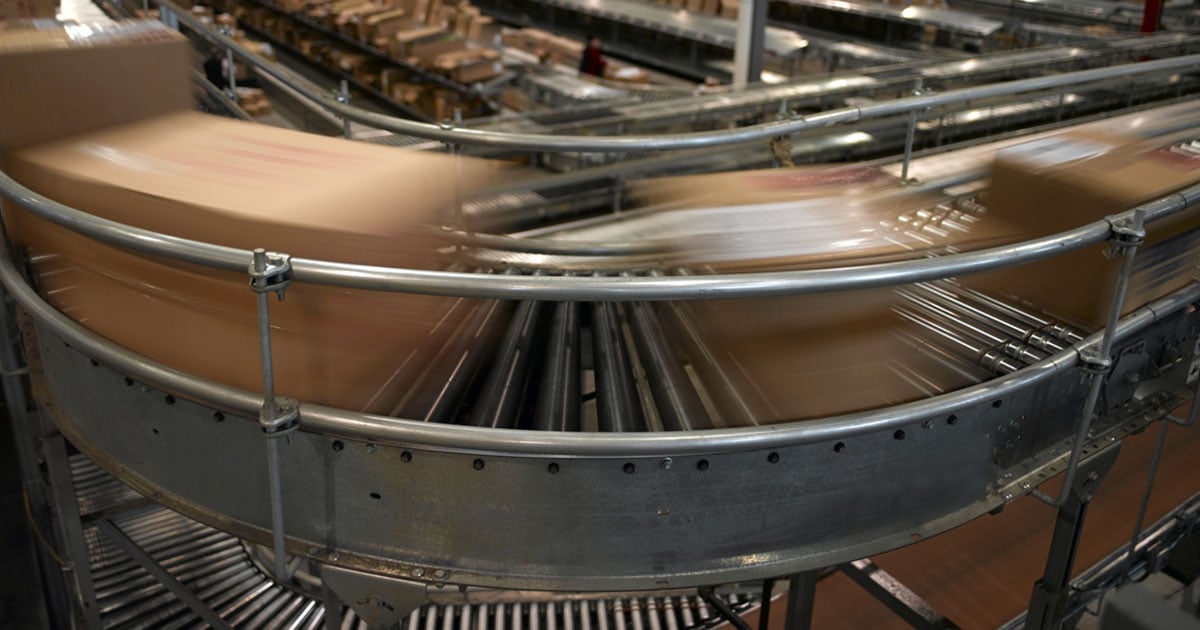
4;164;1197;301
159;0;1200;153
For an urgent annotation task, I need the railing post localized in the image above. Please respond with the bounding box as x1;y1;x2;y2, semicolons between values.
249;248;299;583
336;80;352;139
900;79;924;184
226;45;238;100
1031;208;1147;509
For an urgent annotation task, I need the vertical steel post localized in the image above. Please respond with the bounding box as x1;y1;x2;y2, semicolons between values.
0;293;73;629
733;0;765;88
611;176;623;214
250;248;297;583
338;80;352;139
1032;208;1147;508
42;431;103;628
226;46;238;99
784;572;818;630
900;79;923;184
1121;418;1170;583
1026;445;1120;629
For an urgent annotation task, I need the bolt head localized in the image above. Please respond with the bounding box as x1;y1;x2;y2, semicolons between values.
433;569;448;580
659;458;673;470
1003;493;1014;501
412;568;425;578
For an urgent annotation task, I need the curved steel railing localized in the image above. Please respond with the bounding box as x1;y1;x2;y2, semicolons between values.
3;150;1200;453
159;0;1200;153
3;231;1196;456
4;167;1198;301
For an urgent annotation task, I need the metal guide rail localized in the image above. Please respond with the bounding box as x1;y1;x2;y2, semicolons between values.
4;107;1200;627
158;0;1200;154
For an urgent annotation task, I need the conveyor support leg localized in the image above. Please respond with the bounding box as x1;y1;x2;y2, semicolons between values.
1026;443;1121;630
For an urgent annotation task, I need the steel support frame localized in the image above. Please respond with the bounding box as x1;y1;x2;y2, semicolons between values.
840;559;960;629
42;423;103;628
0;293;72;629
1026;443;1122;629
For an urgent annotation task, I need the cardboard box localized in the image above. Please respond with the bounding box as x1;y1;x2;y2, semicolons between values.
0;21;192;151
363;8;411;43
389;25;444;60
967;131;1200;327
466;15;498;43
406;30;465;65
5;111;502;414
632;165;1021;421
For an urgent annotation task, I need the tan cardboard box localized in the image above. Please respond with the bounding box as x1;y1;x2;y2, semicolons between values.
389;24;443;59
636;164;1022;421
408;31;466;65
967;130;1200;328
6;111;502;414
0;21;192;151
363;8;411;43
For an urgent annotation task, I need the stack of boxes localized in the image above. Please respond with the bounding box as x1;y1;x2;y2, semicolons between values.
203;0;505;118
234;86;272;116
500;27;650;84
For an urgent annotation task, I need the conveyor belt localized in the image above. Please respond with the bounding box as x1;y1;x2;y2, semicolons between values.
69;455;763;629
776;0;1007;37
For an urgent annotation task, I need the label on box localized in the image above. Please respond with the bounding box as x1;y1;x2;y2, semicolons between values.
999;136;1114;169
1148;141;1200;172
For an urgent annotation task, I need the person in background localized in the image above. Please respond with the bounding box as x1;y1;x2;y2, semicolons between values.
580;35;607;77
203;50;228;90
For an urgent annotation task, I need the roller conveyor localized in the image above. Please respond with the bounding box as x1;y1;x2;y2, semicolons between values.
66;455;764;629
774;0;1007;38
8;23;1200;628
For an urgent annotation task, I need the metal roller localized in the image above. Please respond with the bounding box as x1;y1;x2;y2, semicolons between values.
469;295;547;429
533;296;582;432
897;286;1048;366
392;297;516;423
626;300;714;432
590;302;647;433
920;282;1079;352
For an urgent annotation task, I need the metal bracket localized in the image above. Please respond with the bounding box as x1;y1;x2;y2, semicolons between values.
322;565;429;629
260;396;300;437
248;250;292;301
1108;215;1147;251
1079;347;1114;375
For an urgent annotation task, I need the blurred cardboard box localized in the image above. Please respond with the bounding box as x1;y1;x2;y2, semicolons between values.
390;25;448;61
364;8;411;45
6;111;501;414
2;0;57;15
433;47;500;83
967;130;1200;328
637;165;1021;421
0;21;192;151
